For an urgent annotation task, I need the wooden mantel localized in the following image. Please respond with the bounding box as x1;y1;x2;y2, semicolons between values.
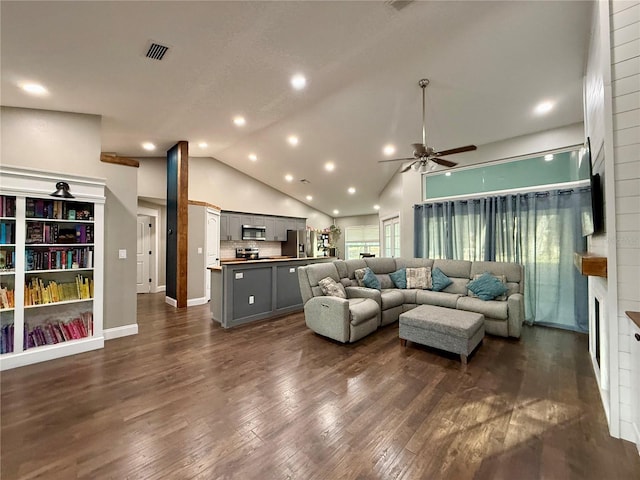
574;252;607;278
626;311;640;330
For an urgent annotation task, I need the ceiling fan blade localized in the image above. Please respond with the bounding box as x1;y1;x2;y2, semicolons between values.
411;143;427;156
400;161;417;173
378;157;416;163
431;157;457;168
434;145;477;157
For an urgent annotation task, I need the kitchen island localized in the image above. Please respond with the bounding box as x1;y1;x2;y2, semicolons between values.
209;257;333;328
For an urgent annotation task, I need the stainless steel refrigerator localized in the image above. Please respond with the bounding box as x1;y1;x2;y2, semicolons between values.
283;229;318;258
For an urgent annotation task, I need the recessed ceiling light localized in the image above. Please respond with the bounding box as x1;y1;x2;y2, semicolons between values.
373;205;380;210
544;154;554;161
248;153;258;161
333;209;339;215
198;142;208;148
233;116;246;126
306;195;313;201
291;74;306;90
287;135;299;146
534;101;554;115
324;162;335;172
21;83;48;95
445;172;452;176
383;144;396;156
348;187;356;194
142;142;156;151
285;174;294;182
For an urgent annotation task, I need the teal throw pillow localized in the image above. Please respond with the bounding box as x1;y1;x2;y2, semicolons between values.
431;267;452;292
466;272;508;301
389;268;407;289
362;267;381;290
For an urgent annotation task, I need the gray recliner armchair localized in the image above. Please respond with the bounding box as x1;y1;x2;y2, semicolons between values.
297;262;380;343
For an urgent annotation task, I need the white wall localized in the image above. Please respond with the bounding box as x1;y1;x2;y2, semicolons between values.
378;123;585;258
138;155;333;229
611;0;640;445
582;0;639;445
1;106;138;330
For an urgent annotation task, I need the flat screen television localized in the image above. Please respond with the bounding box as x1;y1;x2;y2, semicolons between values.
581;137;604;237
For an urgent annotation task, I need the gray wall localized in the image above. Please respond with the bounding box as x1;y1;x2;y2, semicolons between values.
187;204;206;300
1;106;138;329
139;156;333;230
378;122;585;257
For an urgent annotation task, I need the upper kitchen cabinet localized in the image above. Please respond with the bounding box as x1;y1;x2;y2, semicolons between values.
220;211;306;242
274;217;287;241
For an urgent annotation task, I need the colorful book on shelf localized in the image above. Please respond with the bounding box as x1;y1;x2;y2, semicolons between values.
0;221;15;244
1;286;15;309
0;196;16;218
25;222;44;244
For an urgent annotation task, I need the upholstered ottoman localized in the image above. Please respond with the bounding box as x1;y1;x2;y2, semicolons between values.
399;305;485;365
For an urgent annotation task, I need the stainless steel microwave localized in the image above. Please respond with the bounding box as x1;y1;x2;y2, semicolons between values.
242;225;266;241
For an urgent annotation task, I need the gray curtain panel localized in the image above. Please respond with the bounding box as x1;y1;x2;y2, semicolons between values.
414;188;589;332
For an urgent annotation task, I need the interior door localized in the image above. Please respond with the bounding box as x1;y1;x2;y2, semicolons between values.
136;215;151;293
205;209;220;301
382;216;401;258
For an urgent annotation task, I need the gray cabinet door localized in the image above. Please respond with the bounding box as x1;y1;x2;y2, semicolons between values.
240;214;254;227
264;216;276;241
220;213;230;241
252;214;265;227
274;217;287;241
285;217;296;232
296;218;306;230
228;214;243;240
276;265;302;309
232;267;272;319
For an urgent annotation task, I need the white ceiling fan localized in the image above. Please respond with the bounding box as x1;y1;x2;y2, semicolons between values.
379;78;477;172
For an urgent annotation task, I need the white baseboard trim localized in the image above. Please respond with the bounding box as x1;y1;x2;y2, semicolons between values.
187;296;208;306
104;324;139;340
165;296;177;307
155;285;166;293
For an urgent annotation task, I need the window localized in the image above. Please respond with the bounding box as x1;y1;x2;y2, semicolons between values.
382;216;400;258
344;225;379;260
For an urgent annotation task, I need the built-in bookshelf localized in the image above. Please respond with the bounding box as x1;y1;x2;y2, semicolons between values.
0;166;105;369
0;195;16;355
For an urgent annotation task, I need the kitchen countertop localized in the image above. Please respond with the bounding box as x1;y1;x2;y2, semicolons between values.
209;256;335;270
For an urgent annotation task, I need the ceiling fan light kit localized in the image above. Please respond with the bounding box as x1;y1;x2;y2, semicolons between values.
379;78;477;173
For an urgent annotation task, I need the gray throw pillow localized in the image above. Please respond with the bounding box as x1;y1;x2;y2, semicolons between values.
406;267;432;289
354;268;367;287
318;276;347;298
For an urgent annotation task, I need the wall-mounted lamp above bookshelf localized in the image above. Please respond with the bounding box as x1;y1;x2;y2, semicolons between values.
50;181;74;199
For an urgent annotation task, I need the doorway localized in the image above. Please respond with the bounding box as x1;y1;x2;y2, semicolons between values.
136;215;152;293
136;205;161;294
382;215;400;258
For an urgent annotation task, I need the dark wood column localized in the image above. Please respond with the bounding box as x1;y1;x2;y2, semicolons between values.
166;141;189;308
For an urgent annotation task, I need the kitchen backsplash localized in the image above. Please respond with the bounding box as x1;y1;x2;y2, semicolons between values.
220;241;282;259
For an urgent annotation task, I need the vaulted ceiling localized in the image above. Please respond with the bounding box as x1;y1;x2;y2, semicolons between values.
1;1;592;217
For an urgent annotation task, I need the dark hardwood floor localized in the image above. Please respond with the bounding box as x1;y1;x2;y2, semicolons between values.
2;293;639;479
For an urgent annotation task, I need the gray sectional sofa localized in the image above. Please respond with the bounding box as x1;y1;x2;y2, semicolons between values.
297;257;525;343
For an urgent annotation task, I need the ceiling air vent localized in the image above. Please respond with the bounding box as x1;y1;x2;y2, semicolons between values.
385;0;414;12
300;179;311;184
145;42;170;61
